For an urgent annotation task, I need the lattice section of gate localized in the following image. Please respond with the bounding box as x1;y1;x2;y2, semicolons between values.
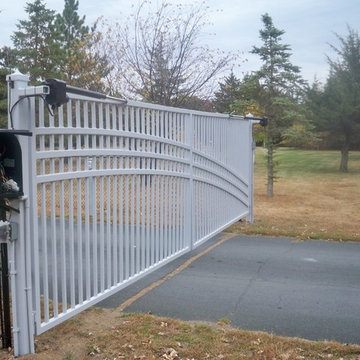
5;73;255;356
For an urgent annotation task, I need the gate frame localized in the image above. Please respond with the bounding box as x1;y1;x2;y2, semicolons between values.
4;72;263;356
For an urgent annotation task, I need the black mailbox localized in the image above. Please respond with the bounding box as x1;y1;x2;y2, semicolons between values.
0;131;28;199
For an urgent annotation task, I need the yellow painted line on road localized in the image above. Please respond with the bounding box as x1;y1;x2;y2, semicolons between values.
116;233;237;312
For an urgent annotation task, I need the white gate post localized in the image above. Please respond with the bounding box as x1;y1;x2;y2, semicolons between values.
6;72;35;356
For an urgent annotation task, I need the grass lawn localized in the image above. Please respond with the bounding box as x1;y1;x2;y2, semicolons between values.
228;147;360;242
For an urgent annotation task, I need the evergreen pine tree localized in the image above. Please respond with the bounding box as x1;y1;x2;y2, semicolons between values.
251;13;304;197
55;0;110;90
12;0;63;81
0;47;17;128
310;27;360;171
213;72;241;113
55;0;89;56
0;72;8;128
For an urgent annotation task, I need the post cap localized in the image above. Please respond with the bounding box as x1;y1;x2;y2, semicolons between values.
6;71;30;83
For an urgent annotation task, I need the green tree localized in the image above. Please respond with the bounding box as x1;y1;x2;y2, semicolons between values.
0;47;17;128
55;0;89;82
0;71;8;128
11;0;108;91
177;95;213;112
67;30;112;91
55;0;89;53
230;74;264;115
323;27;360;172
12;0;63;81
55;0;111;91
0;47;17;71
280;107;320;149
230;74;267;144
213;72;242;113
251;13;305;197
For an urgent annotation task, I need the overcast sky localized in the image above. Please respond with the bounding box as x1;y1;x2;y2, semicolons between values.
1;0;358;84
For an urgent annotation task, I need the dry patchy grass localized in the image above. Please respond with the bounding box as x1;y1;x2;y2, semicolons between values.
1;309;359;360
228;148;360;241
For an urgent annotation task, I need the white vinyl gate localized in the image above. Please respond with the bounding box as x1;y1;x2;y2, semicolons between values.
4;72;258;356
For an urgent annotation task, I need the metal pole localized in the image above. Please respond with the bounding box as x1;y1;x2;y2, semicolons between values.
0;201;11;349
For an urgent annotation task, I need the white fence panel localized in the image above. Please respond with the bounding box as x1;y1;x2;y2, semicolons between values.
33;97;193;334
4;73;258;356
191;114;251;247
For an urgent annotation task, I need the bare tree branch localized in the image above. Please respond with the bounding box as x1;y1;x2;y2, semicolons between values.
99;1;239;106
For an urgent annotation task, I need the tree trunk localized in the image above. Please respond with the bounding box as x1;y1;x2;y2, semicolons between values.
339;132;350;172
267;140;274;197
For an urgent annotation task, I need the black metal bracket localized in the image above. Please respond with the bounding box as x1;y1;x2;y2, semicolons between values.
43;79;127;109
0;130;32;137
244;115;268;127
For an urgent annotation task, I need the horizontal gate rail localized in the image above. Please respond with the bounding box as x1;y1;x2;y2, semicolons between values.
192;149;248;187
5;72;260;356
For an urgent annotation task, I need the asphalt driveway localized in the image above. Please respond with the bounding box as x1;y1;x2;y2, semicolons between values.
99;233;360;345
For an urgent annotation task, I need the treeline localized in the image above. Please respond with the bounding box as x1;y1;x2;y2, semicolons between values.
213;26;360;158
211;15;360;194
0;0;237;121
212;25;360;178
0;0;359;195
0;0;110;126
